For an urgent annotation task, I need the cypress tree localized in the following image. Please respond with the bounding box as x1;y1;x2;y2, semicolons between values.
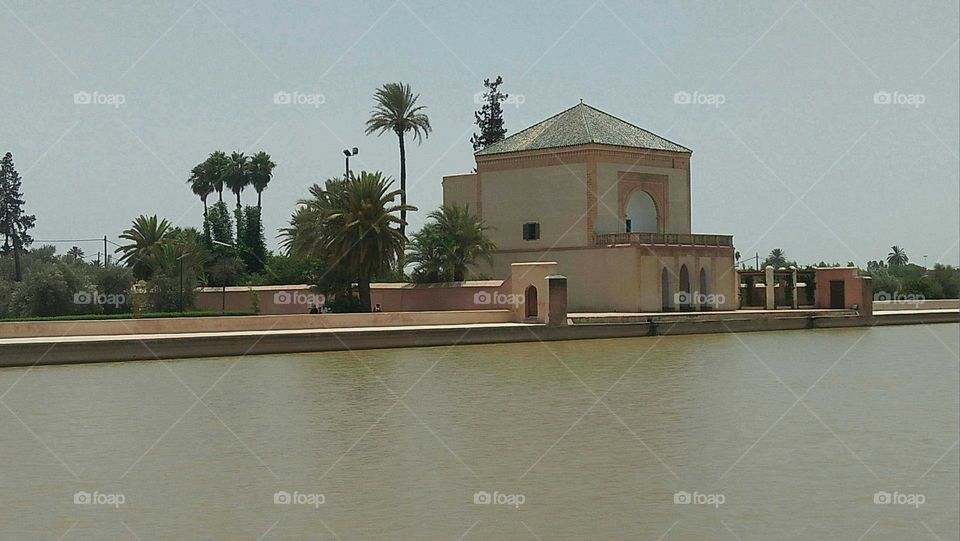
0;152;36;281
470;76;508;151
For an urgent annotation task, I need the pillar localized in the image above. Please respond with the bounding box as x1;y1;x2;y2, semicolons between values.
764;265;775;310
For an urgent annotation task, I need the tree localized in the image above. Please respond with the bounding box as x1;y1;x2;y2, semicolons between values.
470;76;508;151
0;152;36;281
66;246;85;261
764;248;787;268
887;245;908;267
247;151;276;209
115;215;174;280
239;205;266;273
224;151;249;209
407;204;495;282
206;150;229;202
188;163;215;218
365;82;431;238
281;171;414;311
205;201;234;253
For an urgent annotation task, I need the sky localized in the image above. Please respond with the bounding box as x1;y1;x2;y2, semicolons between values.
1;0;958;267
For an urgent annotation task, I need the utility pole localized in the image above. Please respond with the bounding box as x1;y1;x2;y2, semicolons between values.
103;235;108;266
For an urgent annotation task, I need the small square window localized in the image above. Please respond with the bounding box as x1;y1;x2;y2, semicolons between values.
522;222;540;241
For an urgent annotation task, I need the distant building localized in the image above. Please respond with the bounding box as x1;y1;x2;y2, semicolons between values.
442;102;737;312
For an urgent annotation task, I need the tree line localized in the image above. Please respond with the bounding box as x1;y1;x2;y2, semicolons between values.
1;76;512;318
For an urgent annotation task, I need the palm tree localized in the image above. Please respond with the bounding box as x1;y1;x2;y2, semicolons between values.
66;246;84;261
766;248;787;268
408;204;495;282
223;151;249;209
364;82;431;237
247;151;276;209
115;215;174;279
206;150;229;202
281;171;414;311
887;245;909;266
187;164;215;217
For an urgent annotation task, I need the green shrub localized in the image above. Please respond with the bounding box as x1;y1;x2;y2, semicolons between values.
9;265;81;317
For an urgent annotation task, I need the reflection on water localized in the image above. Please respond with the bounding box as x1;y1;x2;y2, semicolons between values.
0;325;957;539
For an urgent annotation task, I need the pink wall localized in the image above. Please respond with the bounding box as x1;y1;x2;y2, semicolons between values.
814;268;866;310
194;281;514;315
370;280;513;312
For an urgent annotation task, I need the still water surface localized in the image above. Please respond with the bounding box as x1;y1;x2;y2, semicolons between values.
0;325;957;539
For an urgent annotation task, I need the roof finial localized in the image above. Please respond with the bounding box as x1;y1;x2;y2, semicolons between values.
580;97;583;104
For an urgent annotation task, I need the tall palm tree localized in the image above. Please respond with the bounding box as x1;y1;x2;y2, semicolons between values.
247;151;276;209
408;204;495;282
887;245;909;266
281;171;414;311
187;164;215;217
364;82;431;237
223;151;249;209
206;150;229;202
115;215;174;280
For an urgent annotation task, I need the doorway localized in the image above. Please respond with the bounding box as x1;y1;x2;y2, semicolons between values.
829;280;845;309
525;285;538;318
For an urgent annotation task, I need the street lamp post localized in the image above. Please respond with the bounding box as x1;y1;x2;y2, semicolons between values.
211;240;234;313
343;147;358;179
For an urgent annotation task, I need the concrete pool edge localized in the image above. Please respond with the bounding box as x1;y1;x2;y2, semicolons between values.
0;310;956;368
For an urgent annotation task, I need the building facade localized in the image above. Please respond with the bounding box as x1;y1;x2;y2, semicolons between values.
443;102;737;312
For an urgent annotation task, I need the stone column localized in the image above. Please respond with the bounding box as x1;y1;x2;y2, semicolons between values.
765;265;775;310
859;275;874;320
790;266;799;309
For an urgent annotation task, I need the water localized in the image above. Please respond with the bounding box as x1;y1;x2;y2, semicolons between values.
0;324;957;540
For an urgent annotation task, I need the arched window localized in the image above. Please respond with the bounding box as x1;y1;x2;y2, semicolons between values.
661;268;673;312
525;285;538;318
625;190;659;233
679;265;691;310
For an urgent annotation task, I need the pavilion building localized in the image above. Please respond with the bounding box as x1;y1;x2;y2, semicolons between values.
442;102;737;312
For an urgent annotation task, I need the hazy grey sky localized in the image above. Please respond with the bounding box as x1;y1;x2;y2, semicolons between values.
2;0;957;266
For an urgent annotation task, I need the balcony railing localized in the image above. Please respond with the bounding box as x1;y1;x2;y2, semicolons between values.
595;232;733;247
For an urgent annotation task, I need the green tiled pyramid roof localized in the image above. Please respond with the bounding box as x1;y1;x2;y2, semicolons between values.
476;102;691;156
